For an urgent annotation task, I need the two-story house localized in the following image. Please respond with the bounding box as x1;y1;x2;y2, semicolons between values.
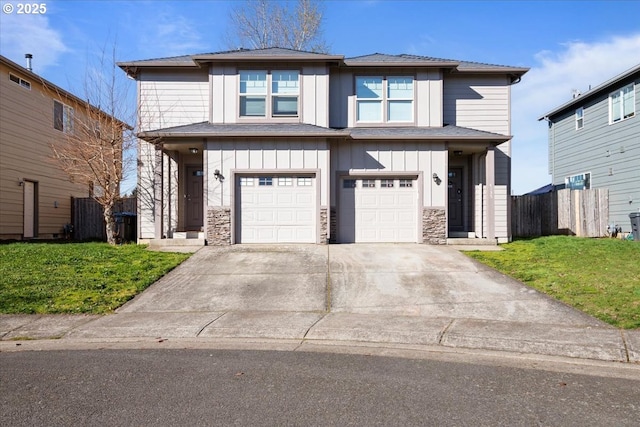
118;48;527;246
539;64;639;231
0;55;123;240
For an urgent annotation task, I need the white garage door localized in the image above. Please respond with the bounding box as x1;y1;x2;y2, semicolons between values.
338;177;418;243
237;175;316;243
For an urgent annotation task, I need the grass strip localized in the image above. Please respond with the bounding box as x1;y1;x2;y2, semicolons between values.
465;236;640;329
0;242;190;314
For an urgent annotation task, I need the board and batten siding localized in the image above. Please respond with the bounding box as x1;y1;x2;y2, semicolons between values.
1;62;91;239
139;70;209;131
331;140;447;207
548;77;640;229
206;139;330;208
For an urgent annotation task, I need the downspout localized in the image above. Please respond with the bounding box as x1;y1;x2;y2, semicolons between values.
542;117;555;186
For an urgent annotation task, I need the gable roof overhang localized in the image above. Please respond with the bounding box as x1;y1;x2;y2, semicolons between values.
138;122;509;150
538;63;640;121
137;122;350;141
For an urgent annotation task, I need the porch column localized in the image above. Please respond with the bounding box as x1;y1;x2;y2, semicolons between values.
154;145;164;239
486;147;495;240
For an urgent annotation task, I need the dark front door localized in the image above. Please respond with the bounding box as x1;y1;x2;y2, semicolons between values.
448;168;464;231
185;166;203;230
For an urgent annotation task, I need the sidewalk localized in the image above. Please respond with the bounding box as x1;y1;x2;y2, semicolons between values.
1;311;638;363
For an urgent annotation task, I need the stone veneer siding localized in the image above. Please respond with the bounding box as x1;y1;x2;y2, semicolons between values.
329;208;337;243
207;207;231;245
423;208;446;244
320;208;328;244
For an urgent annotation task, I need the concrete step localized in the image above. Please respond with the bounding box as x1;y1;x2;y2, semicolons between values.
447;238;497;246
145;238;206;247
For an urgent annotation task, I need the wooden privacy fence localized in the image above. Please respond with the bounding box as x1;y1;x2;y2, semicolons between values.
511;189;609;238
71;197;136;241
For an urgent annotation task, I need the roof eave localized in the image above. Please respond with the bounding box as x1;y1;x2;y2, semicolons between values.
344;61;459;68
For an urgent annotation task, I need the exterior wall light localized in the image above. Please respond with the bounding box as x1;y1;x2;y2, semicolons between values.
189;147;199;154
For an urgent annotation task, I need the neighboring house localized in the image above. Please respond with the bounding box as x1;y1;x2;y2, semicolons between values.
0;55;121;240
118;48;527;245
539;64;640;230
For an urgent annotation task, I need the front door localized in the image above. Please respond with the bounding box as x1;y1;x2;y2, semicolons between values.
185;166;203;230
448;168;464;231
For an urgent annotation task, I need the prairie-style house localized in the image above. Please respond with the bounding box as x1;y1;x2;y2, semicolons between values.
0;54;123;240
118;48;528;245
539;64;639;231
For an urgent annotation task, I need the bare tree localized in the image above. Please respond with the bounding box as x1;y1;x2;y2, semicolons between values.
227;0;328;52
49;47;134;245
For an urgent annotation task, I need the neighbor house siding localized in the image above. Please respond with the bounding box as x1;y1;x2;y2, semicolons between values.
0;61;91;239
548;75;640;228
139;70;209;130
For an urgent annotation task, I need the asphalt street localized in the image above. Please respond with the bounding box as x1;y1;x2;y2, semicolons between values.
2;349;639;426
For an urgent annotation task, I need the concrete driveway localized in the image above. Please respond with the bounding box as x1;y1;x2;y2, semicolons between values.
119;244;602;327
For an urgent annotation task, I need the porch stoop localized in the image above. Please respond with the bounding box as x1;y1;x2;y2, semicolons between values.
140;231;205;252
446;238;498;246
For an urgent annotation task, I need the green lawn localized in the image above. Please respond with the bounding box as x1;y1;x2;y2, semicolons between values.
0;242;190;314
465;236;640;329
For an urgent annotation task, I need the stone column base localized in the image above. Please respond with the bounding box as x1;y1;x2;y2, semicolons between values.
423;208;446;244
207;207;231;246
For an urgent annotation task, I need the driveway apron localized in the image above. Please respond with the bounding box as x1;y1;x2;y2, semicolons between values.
120;243;603;327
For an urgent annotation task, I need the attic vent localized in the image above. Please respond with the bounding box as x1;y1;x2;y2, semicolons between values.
9;73;31;90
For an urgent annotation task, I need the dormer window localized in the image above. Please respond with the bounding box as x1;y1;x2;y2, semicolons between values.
356;76;413;123
239;70;299;118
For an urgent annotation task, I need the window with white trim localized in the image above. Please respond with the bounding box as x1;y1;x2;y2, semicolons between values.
609;83;635;123
565;172;590;190
239;70;299;118
381;179;394;188
356;76;413;123
9;73;31;90
53;100;73;133
575;107;584;129
399;179;413;188
239;177;254;186
297;177;312;186
362;179;376;188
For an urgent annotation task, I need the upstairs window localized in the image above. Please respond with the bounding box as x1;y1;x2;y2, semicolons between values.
356;76;413;123
53;100;74;133
9;73;31;90
575;107;584;129
239;70;299;118
609;83;635;123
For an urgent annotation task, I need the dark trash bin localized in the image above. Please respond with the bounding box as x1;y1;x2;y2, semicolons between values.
630;212;640;241
114;212;137;243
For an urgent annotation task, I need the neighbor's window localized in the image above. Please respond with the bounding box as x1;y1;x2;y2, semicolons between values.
565;172;591;190
240;70;299;118
575;107;584;129
9;73;31;90
609;83;635;123
53;100;74;133
356;76;413;123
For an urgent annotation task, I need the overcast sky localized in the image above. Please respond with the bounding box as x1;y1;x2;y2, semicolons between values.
1;0;639;194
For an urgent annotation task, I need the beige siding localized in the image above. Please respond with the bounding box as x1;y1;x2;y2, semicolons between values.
443;74;510;135
331;141;447;207
139;70;209;130
0;62;91;239
416;70;443;127
206;139;330;207
301;65;329;127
